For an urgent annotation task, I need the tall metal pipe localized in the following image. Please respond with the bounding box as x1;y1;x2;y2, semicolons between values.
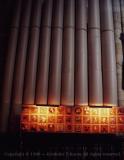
31;0;43;27
0;0;22;132
113;0;124;106
61;0;75;106
48;0;64;105
120;0;124;105
88;0;103;106
75;0;88;105
23;0;43;104
100;0;114;31
100;0;118;106
51;0;64;28
76;0;87;30
35;0;53;105
12;0;32;114
23;28;40;105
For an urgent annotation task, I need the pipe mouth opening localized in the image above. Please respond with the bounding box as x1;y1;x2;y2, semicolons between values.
34;105;114;108
89;106;113;108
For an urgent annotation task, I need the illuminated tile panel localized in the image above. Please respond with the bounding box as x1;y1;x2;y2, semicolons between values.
21;106;124;134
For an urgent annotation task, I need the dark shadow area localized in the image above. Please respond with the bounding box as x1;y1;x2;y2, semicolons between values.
0;0;16;105
0;133;123;160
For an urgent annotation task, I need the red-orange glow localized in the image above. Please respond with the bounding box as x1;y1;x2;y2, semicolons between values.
21;105;124;134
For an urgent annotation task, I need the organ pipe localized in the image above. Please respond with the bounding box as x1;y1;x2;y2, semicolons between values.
12;0;32;113
75;0;88;105
35;0;53;105
61;0;75;105
120;0;124;105
100;0;118;106
23;0;43;104
113;0;124;106
0;0;22;132
52;0;64;28
88;0;103;106
48;0;64;105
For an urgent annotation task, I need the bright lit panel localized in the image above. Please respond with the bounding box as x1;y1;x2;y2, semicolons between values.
21;106;124;134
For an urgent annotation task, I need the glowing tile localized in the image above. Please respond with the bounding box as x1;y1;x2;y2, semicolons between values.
75;116;82;124
57;116;64;123
65;116;72;123
83;125;91;133
40;107;48;114
48;107;56;114
101;125;108;133
30;115;38;122
57;107;65;114
109;117;116;124
83;107;90;115
91;108;99;115
75;107;82;114
118;125;124;133
21;115;29;122
65;107;73;114
100;109;109;117
118;116;124;124
91;116;99;124
22;107;30;114
92;125;99;133
83;116;91;124
65;124;73;132
109;125;116;133
38;124;47;132
38;115;47;123
118;108;124;115
56;124;64;132
101;117;108;124
48;116;56;123
30;123;38;132
29;107;39;114
74;125;82;132
109;107;117;116
48;124;55;132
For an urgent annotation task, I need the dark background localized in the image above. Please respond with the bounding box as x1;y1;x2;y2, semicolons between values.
0;0;15;103
0;133;123;160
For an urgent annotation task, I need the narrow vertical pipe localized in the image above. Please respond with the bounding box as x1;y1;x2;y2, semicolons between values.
113;0;124;106
0;0;22;132
12;0;32;108
88;0;103;106
61;0;75;106
35;0;53;105
120;0;124;104
75;0;88;105
23;0;43;104
100;0;118;106
11;0;32;116
48;0;64;105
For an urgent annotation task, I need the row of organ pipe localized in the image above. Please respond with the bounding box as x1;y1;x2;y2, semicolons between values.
0;0;124;132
